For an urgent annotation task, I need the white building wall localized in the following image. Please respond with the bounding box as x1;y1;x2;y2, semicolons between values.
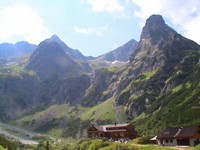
158;138;200;147
190;139;195;146
173;139;177;146
164;139;177;146
157;139;177;146
157;140;162;145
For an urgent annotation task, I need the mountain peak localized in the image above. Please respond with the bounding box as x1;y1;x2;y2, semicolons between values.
140;14;176;45
49;34;62;43
145;14;165;27
46;34;92;60
26;40;81;77
130;14;200;71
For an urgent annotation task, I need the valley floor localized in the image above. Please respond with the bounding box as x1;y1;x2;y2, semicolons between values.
0;122;200;150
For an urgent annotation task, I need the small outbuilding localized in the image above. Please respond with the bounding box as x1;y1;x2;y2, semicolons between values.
156;125;200;146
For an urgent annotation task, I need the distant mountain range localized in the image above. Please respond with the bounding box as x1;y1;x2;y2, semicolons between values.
0;41;36;60
0;34;134;62
0;14;200;140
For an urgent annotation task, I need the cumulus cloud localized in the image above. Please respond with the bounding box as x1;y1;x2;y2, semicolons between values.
0;4;52;44
74;26;108;36
84;0;124;14
131;0;200;44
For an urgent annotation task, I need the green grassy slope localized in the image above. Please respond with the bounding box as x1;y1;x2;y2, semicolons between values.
15;98;127;139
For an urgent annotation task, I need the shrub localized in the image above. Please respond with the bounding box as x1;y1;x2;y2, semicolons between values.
194;144;200;150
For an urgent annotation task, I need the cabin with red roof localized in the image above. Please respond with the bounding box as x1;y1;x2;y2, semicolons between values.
156;125;200;146
87;123;138;140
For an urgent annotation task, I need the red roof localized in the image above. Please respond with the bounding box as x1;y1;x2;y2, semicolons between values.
94;126;104;132
103;123;130;128
92;123;131;132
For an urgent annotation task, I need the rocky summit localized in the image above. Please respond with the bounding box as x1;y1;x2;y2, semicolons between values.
0;14;200;140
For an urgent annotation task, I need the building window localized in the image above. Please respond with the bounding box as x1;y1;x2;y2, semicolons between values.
120;132;124;137
99;133;104;137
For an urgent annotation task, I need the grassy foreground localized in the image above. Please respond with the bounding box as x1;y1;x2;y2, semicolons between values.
61;139;173;150
0;145;6;150
2;137;200;150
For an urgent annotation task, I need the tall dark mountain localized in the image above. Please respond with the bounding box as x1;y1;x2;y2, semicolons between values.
130;14;199;72
0;37;92;120
96;39;138;61
26;40;85;77
112;14;200;134
0;41;36;60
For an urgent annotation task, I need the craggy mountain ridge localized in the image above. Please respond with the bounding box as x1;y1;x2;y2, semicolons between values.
114;15;200;134
96;39;138;62
90;39;138;69
0;14;200;139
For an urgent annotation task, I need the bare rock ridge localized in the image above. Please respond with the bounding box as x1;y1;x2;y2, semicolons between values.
140;14;170;43
130;14;200;73
96;39;138;61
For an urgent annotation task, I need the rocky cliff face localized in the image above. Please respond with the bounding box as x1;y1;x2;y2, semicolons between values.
130;15;199;74
112;15;200;134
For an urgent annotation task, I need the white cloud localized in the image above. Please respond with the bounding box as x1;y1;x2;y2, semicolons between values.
131;0;161;20
84;0;124;14
0;4;52;44
131;0;200;44
74;26;108;36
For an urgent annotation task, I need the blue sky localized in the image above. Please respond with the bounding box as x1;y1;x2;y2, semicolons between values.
0;0;200;57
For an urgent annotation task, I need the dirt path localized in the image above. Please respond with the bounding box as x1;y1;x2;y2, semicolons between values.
173;146;190;150
130;144;190;150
